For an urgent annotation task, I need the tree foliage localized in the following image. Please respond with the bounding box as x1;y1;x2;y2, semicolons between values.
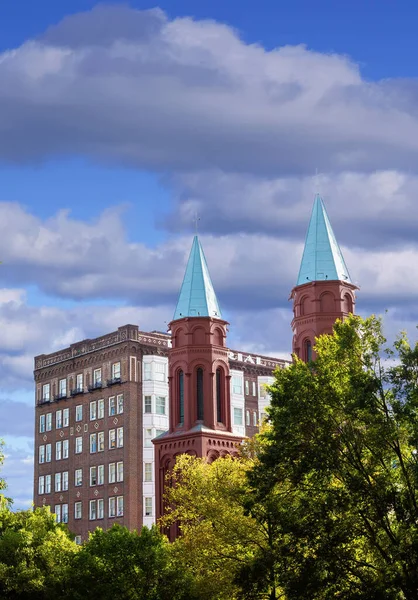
0;440;11;511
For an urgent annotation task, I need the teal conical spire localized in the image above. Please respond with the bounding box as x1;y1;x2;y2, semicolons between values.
173;236;222;321
297;195;351;285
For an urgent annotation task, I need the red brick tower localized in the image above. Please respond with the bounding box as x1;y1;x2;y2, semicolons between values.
153;236;243;530
291;195;358;361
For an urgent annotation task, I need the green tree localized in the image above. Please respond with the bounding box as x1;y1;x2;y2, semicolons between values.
0;440;11;511
247;315;418;599
65;523;195;600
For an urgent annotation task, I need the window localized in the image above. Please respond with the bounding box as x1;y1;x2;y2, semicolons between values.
253;412;258;426
246;410;250;426
144;362;152;381
55;472;62;492
154;362;165;382
89;500;97;520
156;396;166;415
306;340;313;362
38;476;45;495
109;429;116;449
109;497;116;518
39;445;45;464
62;504;69;524
45;475;51;494
56;441;62;460
90;433;97;453
63;471;69;491
109;397;116;416
232;376;242;395
178;371;184;425
98;399;104;419
98;464;104;485
98;431;104;452
117;428;123;448
63;408;69;427
55;505;61;523
144;497;152;517
93;368;102;385
59;378;67;397
233;407;243;426
98;498;104;519
245;380;249;395
144;429;153;448
252;381;256;396
75;405;83;422
144;396;152;414
216;368;222;423
109;463;116;484
112;362;121;380
42;383;50;401
46;413;52;431
90;401;97;421
144;463;152;482
63;439;69;459
74;502;82;519
196;368;204;420
75;437;82;454
90;466;97;486
117;394;124;414
155;429;166;438
75;535;82;545
76;373;83;391
39;414;46;433
46;443;52;462
117;496;124;516
117;462;123;482
75;469;82;487
56;410;63;429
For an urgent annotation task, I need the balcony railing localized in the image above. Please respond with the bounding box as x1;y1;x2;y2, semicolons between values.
70;387;84;397
88;381;103;392
53;393;67;401
39;397;51;405
107;377;122;387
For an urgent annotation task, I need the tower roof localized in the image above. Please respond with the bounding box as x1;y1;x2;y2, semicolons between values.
173;236;222;321
296;195;352;286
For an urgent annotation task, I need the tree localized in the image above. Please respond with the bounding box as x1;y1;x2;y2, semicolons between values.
247;315;418;599
0;440;11;512
65;524;195;600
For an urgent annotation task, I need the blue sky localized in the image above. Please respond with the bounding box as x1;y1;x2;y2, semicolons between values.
1;0;418;507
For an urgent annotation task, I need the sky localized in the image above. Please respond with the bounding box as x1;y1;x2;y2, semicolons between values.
2;0;418;508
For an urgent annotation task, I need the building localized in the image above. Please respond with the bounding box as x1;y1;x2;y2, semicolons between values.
33;194;356;541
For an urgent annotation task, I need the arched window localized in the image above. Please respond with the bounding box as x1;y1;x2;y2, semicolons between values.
216;368;223;423
178;370;184;425
306;340;312;362
196;368;204;420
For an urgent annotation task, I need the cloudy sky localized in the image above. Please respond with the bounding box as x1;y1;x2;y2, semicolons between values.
2;0;418;507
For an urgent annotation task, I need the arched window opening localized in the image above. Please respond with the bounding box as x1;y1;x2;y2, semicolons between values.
197;368;204;421
306;340;312;362
216;368;223;423
178;370;184;425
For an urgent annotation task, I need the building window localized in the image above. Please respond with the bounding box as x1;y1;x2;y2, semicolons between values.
75;535;82;545
109;429;116;449
98;465;104;485
42;384;50;402
117;462;123;482
46;413;52;431
63;439;69;459
98;498;104;519
109;397;116;416
75;437;82;454
55;505;61;523
109;463;116;484
144;363;152;381
144;396;152;414
39;414;46;433
98;399;104;419
117;428;123;448
90;433;97;453
216;368;222;423
55;472;62;492
75;469;82;487
233;407;243;426
156;396;166;415
144;463;152;482
253;411;258;426
109;497;116;518
117;394;124;414
155;428;166;438
306;340;313;362
144;497;152;517
39;445;45;464
117;496;124;517
252;381;256;396
98;431;104;452
63;408;69;428
56;441;62;460
63;471;69;491
246;410;250;426
74;502;82;519
76;373;83;392
45;475;51;494
38;476;45;495
59;378;67;398
144;429;153;448
75;405;83;422
62;504;69;524
245;380;249;395
178;371;184;425
112;362;121;380
154;362;165;382
93;368;102;385
90;401;97;421
196;368;204;420
46;444;52;462
89;500;97;521
232;376;242;395
56;410;63;429
90;466;97;487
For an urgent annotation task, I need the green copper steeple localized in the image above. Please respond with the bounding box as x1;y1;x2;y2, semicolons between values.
297;195;351;286
173;236;222;321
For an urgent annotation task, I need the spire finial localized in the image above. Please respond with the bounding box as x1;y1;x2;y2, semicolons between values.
193;212;200;234
314;168;322;196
